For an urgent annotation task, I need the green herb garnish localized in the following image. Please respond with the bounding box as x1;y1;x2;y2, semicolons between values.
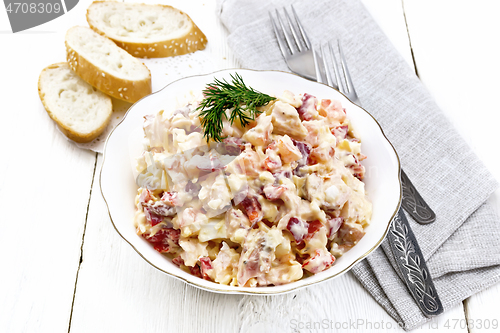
197;73;276;142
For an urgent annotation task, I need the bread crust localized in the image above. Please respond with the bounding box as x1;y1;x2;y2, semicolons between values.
65;26;152;103
38;62;113;143
86;1;208;58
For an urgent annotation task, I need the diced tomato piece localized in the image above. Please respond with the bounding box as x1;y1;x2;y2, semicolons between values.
286;217;309;243
305;220;323;240
240;196;263;226
297;93;317;121
199;257;212;270
199;257;213;280
144;207;163;226
189;265;203;278
143;228;178;244
152;243;168;253
142;227;180;253
172;256;184;267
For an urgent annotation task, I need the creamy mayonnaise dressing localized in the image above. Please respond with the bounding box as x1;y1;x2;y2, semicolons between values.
133;90;372;287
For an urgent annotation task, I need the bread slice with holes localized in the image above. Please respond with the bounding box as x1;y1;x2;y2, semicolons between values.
86;1;207;58
38;62;113;143
65;25;152;103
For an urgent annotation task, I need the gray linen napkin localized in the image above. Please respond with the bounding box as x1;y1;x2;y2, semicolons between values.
216;0;500;329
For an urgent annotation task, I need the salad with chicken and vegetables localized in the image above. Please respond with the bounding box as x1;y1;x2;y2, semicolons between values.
133;74;371;287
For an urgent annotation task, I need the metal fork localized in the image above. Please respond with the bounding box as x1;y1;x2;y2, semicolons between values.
317;42;359;104
269;8;436;225
269;9;435;225
317;41;436;225
269;6;316;81
319;41;443;317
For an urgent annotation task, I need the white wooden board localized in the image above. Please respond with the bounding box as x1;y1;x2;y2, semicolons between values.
1;0;499;332
403;1;500;329
68;1;468;333
0;31;97;333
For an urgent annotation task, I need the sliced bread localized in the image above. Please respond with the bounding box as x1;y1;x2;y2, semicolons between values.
38;62;113;143
86;1;207;58
65;25;152;103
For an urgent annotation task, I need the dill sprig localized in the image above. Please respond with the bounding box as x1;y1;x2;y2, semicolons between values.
197;73;276;142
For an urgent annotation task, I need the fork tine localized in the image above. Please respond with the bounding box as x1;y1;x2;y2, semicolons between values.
283;7;303;52
329;42;344;93
290;5;311;50
269;12;291;59
313;47;323;84
320;44;334;87
337;40;356;96
275;9;297;54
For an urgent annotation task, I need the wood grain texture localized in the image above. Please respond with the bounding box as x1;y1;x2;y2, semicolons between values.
68;2;244;333
403;1;500;328
403;0;500;177
465;283;500;333
69;156;242;333
0;31;97;333
2;0;497;332
67;1;469;333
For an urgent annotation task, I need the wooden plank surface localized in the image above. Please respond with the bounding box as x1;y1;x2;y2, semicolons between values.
0;3;102;332
68;1;467;333
403;2;500;331
403;0;500;179
465;283;500;333
0;32;97;333
1;0;498;332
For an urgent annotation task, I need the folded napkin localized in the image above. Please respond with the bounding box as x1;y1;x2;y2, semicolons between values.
216;0;500;329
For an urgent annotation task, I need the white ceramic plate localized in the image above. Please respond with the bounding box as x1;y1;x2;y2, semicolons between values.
100;69;401;295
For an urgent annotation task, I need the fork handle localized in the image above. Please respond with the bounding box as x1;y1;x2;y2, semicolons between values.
387;208;444;317
400;169;436;224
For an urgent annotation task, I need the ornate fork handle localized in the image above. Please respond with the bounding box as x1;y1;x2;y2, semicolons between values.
387;209;444;317
400;170;436;224
314;42;436;225
310;38;442;318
